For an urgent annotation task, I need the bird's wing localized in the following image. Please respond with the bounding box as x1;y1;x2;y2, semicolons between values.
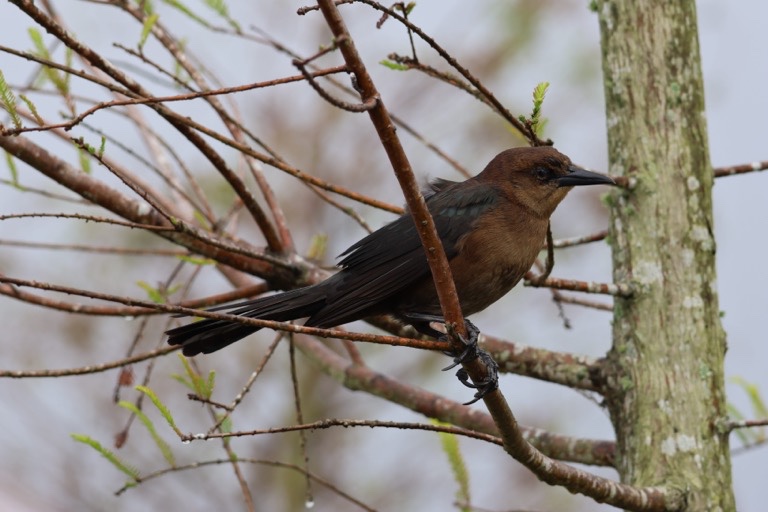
305;180;499;327
423;177;460;199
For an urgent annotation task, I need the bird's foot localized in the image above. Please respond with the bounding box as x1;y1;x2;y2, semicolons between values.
455;350;499;405
440;319;499;405
440;319;481;371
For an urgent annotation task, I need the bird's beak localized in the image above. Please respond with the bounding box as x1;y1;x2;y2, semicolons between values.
557;165;615;187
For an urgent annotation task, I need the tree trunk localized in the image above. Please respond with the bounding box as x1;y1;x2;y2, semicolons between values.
596;1;735;510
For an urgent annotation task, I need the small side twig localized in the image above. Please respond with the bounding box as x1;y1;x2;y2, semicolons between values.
0;345;178;378
525;275;633;297
115;457;376;511
714;160;768;178
726;418;768;431
553;294;613;312
553;229;609;249
288;333;314;507
187;395;233;411
293;36;377;112
0;275;448;353
351;0;547;145
184;417;502;444
529;223;555;286
207;333;284;435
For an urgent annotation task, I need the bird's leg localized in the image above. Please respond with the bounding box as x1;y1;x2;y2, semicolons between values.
442;319;499;405
441;319;481;370
402;313;499;405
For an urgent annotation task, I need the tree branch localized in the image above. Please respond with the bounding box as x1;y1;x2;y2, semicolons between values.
293;334;615;467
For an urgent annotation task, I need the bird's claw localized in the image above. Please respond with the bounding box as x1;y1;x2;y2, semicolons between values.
440;319;482;371
455;350;499;405
439;319;499;405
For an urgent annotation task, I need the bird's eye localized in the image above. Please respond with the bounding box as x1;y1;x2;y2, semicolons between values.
535;168;551;181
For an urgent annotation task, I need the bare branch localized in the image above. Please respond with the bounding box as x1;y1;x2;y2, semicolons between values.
0;346;177;378
115;457;377;511
2;66;348;136
553;230;609;248
525;275;634;297
482;334;604;393
714;160;768;178
184;417;503;445
726;418;768;431
553;294;613;312
344;0;546;145
7;0;284;254
0;275;447;352
294;334;615;467
315;0;467;349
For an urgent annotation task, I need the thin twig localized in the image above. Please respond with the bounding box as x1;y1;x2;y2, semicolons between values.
7;0;284;255
346;0;545;145
0;275;447;352
315;0;467;351
0;239;186;256
0;345;178;378
294;55;377;112
248;25;472;178
288;334;314;506
525;275;633;297
714;160;768;178
0;212;174;231
2;67;349;136
207;333;284;434
185;418;504;444
552;230;609;249
727;418;768;431
114;457;377;511
554;294;613;312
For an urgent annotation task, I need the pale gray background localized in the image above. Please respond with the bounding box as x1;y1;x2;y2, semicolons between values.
0;1;765;510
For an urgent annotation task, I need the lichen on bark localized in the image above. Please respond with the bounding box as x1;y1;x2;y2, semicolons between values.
596;1;735;510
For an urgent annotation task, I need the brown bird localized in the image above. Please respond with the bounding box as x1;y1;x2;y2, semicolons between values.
167;147;613;399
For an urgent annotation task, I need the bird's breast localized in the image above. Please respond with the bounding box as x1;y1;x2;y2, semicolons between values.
449;207;549;316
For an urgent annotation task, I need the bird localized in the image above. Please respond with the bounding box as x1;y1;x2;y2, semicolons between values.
167;147;613;388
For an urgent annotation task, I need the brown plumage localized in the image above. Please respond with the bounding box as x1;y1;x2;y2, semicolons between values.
167;146;613;356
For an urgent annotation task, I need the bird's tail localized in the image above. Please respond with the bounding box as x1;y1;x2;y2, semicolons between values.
166;286;326;356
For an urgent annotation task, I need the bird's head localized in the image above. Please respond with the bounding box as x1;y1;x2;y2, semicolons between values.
479;146;614;218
